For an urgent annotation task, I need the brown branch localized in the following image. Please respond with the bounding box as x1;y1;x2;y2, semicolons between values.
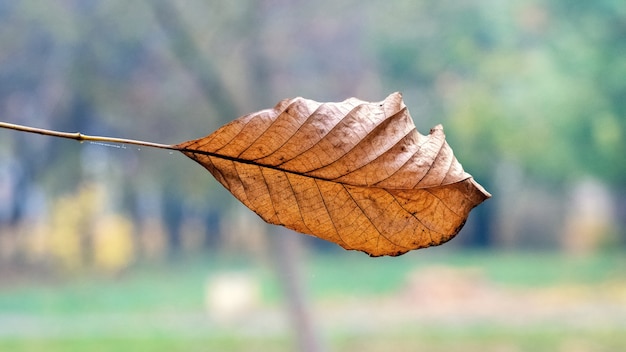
0;121;178;151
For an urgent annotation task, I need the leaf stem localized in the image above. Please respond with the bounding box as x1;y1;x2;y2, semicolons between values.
0;121;179;151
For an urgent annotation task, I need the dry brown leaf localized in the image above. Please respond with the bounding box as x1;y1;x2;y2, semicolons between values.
176;92;490;256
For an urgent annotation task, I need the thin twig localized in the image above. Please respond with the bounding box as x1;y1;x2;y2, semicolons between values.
0;121;179;151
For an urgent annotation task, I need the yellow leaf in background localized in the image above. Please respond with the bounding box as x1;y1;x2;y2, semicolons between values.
93;214;134;275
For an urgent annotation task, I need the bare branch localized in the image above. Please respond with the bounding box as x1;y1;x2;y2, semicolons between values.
0;121;178;151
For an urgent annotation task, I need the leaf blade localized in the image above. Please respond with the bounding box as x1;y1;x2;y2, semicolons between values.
176;92;490;256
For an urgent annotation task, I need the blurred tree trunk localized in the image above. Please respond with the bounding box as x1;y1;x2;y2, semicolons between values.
617;189;626;248
149;3;322;350
271;228;323;352
241;3;323;347
150;0;240;120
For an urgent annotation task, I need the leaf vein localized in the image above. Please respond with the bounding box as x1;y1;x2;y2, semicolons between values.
343;185;409;252
314;179;348;249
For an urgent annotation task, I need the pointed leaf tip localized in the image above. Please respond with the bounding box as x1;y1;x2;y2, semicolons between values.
176;93;490;256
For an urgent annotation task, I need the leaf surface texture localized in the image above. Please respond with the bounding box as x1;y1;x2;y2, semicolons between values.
176;92;490;256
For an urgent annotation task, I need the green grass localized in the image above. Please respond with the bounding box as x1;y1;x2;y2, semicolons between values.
0;336;291;352
2;249;624;314
0;325;623;352
304;248;626;297
334;325;625;352
1;249;625;351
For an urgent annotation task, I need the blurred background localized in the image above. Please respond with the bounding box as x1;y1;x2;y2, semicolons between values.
0;0;625;351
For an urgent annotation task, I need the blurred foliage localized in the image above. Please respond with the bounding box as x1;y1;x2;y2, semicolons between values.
92;213;134;275
48;182;134;275
0;0;625;272
375;0;626;185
